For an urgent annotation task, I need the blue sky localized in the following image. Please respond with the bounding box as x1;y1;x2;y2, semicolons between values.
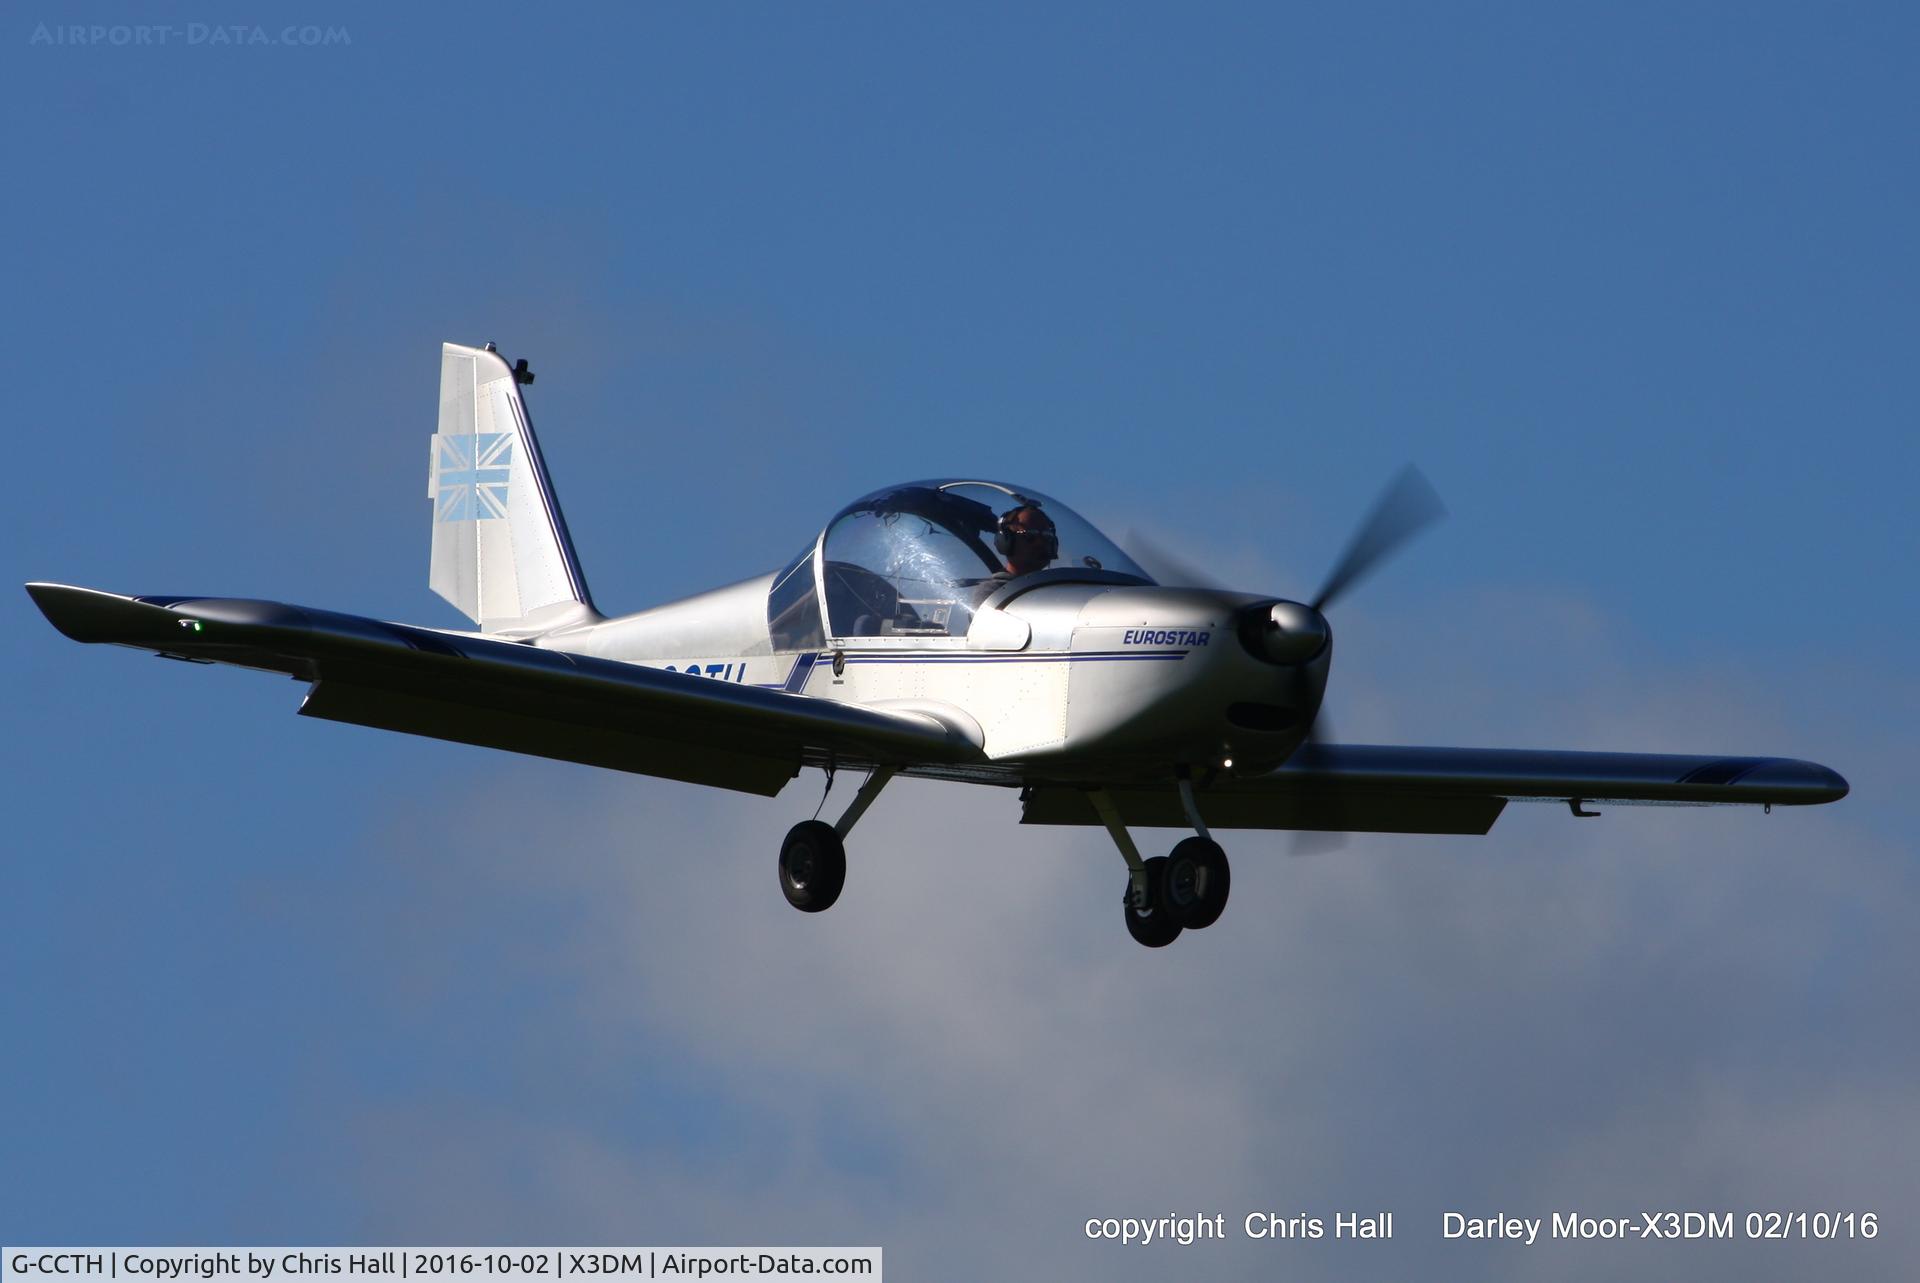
5;4;1916;1279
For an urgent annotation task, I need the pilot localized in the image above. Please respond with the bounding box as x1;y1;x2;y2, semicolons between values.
953;503;1058;630
994;503;1058;579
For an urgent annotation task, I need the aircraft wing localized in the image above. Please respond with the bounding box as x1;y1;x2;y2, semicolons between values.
27;582;982;796
1021;743;1848;834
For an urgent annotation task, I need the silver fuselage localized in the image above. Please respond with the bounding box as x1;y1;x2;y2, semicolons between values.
544;576;1330;784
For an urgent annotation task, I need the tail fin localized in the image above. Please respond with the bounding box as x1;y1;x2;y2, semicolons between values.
428;342;598;634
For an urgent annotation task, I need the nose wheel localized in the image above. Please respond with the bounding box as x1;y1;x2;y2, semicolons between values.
1094;782;1234;948
1163;835;1231;929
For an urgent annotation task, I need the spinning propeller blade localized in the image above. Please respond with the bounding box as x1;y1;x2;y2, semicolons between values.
1125;528;1224;591
1133;467;1446;857
1285;711;1349;856
1289;465;1447;853
1310;464;1447;612
1289;828;1350;857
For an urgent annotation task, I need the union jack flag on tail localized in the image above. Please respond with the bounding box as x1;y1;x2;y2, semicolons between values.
431;431;513;522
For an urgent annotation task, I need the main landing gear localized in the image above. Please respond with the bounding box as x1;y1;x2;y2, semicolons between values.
1091;776;1232;948
779;768;893;913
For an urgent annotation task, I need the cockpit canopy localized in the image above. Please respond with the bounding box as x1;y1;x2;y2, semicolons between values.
767;480;1152;649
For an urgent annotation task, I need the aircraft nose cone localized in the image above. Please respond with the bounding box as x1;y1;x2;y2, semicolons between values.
1244;599;1329;664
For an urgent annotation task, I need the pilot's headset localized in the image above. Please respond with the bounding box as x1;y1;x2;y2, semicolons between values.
995;504;1059;562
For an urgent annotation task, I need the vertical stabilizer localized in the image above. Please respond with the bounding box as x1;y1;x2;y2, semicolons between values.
429;342;597;633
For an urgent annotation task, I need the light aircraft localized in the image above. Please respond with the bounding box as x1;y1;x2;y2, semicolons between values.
29;342;1849;947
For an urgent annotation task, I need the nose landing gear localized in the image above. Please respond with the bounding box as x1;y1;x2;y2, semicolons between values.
1163;835;1231;930
1093;776;1233;948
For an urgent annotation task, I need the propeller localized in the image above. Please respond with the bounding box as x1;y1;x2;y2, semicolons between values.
1129;467;1448;856
1125;528;1224;592
1289;464;1447;854
1136;465;1443;606
1286;709;1350;857
1309;464;1447;612
1290;827;1350;858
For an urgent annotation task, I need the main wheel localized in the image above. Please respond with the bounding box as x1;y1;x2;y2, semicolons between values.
1122;855;1183;948
1163;836;1231;930
779;820;846;912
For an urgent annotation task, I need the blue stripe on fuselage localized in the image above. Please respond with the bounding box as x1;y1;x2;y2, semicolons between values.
782;651;820;692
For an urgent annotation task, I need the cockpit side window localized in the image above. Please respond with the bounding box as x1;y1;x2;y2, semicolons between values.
766;542;825;652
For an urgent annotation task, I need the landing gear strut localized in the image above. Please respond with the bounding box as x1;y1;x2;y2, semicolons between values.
1091;777;1234;948
779;767;892;913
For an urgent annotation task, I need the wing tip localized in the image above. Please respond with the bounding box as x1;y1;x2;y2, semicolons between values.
1754;757;1849;805
25;581;141;643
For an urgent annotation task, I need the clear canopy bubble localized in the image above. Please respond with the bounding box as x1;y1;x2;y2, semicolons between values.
804;480;1151;640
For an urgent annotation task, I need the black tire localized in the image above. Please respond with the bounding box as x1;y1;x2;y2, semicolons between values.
1123;855;1183;948
779;820;846;912
1163;836;1231;930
